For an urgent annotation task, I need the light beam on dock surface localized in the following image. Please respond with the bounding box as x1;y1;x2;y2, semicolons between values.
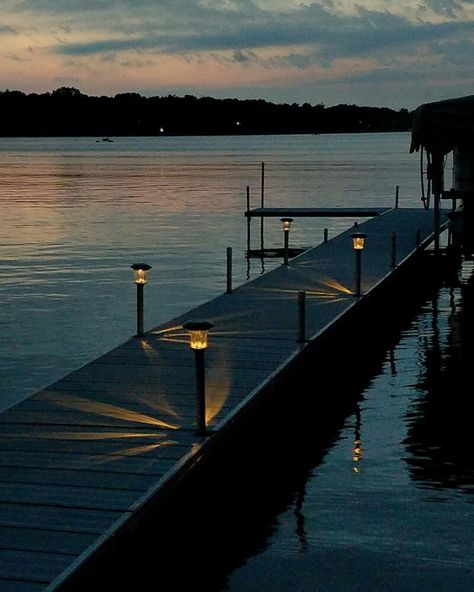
43;392;179;430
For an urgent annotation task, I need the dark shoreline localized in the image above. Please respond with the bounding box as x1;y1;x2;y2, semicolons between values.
0;87;412;137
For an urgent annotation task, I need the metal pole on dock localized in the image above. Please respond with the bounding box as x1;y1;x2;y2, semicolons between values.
391;231;397;268
351;233;366;297
226;247;233;294
137;284;144;336
131;263;152;337
194;350;206;436
297;291;306;343
183;320;214;437
246;186;251;255
281;218;293;265
260;162;265;254
355;251;362;297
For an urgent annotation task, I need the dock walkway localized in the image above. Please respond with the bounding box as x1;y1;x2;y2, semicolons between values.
0;208;447;591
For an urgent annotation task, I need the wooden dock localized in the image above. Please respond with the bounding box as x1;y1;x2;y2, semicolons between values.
0;207;448;591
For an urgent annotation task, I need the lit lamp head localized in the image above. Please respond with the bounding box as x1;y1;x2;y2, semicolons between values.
183;320;214;350
351;232;366;251
131;263;152;285
281;217;294;232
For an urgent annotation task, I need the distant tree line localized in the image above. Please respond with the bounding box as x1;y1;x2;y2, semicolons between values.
0;87;412;136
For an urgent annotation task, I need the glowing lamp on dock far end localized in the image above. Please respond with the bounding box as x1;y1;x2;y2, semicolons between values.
131;263;152;285
351;232;366;251
183;320;214;350
281;217;294;232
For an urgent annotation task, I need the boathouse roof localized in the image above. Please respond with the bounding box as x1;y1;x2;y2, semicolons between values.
410;95;474;155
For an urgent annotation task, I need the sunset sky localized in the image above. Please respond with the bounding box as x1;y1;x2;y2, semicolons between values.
0;0;472;109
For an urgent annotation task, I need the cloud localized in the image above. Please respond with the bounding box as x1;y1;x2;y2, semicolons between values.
52;6;472;63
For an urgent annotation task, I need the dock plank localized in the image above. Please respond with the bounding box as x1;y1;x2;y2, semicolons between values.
0;503;125;534
0;549;76;584
0;526;95;555
0;579;46;592
0;482;141;512
0;466;159;492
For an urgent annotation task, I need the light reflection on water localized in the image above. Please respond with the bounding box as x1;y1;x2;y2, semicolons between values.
0;132;421;411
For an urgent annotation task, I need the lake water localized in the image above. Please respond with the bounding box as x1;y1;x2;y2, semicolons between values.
1;133;472;590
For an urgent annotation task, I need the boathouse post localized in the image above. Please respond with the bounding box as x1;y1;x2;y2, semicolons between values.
430;152;444;255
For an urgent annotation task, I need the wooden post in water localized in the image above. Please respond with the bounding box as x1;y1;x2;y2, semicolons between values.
226;247;233;294
395;185;400;209
324;228;329;243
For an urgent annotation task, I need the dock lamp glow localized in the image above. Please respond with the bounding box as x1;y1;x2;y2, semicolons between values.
183;320;214;436
131;263;151;337
281;217;294;265
351;232;366;297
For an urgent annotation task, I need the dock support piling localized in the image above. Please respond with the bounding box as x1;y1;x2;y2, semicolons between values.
395;185;400;208
226;247;233;294
297;291;306;343
324;228;328;243
391;231;397;268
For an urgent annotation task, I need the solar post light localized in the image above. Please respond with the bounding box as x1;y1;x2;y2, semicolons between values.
183;320;214;436
131;263;151;337
351;232;366;297
281;217;294;265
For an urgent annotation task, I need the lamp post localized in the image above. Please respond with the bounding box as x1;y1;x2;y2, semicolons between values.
183;320;214;436
281;217;294;265
351;232;366;297
131;263;151;337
